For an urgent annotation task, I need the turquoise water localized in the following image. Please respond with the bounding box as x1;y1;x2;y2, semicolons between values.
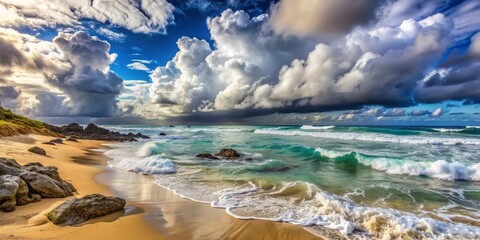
104;125;480;239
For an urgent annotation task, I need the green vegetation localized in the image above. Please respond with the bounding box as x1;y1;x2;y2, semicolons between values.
0;107;54;137
0;107;46;128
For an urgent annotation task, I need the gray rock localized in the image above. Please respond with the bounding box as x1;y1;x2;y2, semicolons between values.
0;158;22;176
0;175;20;212
28;146;46;155
66;136;78;142
19;171;74;198
16;177;41;205
47;194;126;225
50;138;63;144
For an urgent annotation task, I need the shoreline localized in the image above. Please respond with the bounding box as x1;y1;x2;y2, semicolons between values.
0;135;324;240
97;145;326;240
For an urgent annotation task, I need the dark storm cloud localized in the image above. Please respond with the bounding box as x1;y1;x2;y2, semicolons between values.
269;0;384;37
45;31;123;117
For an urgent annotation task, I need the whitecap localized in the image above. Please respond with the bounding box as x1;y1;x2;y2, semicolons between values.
300;125;336;130
255;129;480;145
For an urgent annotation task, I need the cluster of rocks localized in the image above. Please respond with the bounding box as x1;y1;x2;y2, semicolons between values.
47;194;126;225
0;158;76;212
196;148;252;161
48;123;149;142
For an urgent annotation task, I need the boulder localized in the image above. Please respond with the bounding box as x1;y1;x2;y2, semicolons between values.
169;125;175;127
50;138;63;144
216;148;240;158
0;175;20;212
19;171;74;198
15;177;41;205
196;153;219;160
28;146;46;155
47;194;126;225
66;136;78;142
159;132;167;136
23;163;62;181
42;142;55;145
0;158;22;176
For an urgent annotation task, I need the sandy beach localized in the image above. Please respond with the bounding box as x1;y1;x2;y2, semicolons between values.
0;135;323;240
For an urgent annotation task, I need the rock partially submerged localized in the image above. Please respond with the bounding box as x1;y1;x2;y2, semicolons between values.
216;148;241;158
28;146;46;155
47;194;126;225
159;132;167;136
0;159;76;212
196;148;247;160
196;153;219;160
48;123;149;142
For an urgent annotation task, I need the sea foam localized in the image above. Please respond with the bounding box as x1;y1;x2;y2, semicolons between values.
300;125;335;130
315;147;480;181
210;181;480;239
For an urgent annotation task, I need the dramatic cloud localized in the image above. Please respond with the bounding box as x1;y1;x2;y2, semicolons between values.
48;31;123;116
0;28;123;117
0;0;175;34
415;32;480;103
269;0;384;36
143;9;314;116
122;1;480;121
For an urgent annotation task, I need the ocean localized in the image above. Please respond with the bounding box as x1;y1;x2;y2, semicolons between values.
102;125;480;239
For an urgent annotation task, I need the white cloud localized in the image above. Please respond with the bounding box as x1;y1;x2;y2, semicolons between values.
127;62;151;72
431;108;444;117
0;0;175;34
96;27;126;42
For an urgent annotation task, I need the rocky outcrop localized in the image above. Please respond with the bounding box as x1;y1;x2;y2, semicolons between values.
47;194;126;225
48;123;149;142
196;153;219;160
0;159;76;212
28;146;46;155
216;148;241;158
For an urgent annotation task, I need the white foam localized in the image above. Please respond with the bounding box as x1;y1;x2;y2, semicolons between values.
113;155;176;175
255;129;480;145
300;125;335;130
466;126;480;129
315;148;480;181
136;141;161;157
210;181;480;239
433;128;464;132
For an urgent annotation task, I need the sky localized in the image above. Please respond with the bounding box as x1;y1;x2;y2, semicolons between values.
0;0;480;125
